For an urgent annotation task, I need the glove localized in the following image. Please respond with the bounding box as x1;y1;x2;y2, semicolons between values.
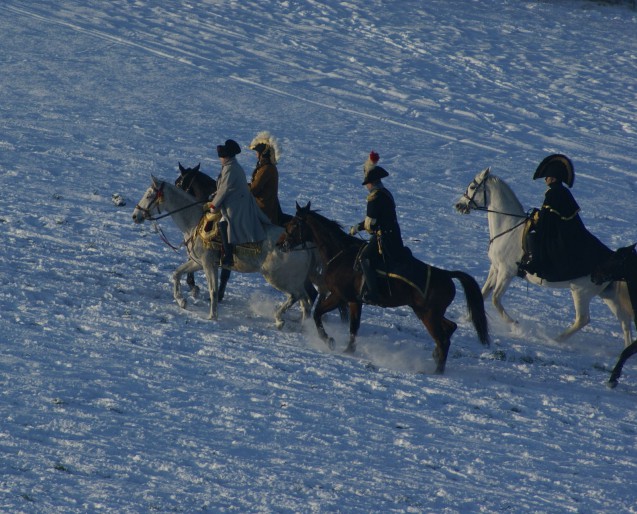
203;202;216;212
349;225;359;236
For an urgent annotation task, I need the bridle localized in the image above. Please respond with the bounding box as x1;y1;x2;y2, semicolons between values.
135;182;166;220
281;216;316;252
135;181;206;222
462;174;531;246
175;172;196;196
462;176;488;212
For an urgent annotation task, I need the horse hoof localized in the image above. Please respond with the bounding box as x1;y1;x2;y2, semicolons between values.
276;319;285;330
327;337;335;351
191;286;200;299
343;344;355;354
607;379;618;389
177;298;187;309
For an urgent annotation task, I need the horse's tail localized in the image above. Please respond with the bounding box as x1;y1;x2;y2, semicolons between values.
449;271;490;346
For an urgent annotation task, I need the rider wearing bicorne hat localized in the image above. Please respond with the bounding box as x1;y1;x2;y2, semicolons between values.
519;154;612;281
350;151;405;303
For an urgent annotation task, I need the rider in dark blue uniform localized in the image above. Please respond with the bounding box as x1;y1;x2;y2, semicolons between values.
520;154;612;281
350;151;405;303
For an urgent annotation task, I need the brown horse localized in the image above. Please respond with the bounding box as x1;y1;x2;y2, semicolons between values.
592;243;637;388
279;202;490;374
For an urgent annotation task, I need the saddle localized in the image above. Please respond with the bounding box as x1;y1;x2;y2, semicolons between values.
197;213;263;261
357;246;433;301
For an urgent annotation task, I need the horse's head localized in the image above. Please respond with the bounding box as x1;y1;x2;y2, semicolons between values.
454;167;491;214
277;201;313;250
591;243;637;285
175;162;200;186
132;176;165;223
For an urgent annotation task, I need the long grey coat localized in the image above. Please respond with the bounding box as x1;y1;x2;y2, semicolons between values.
210;157;270;244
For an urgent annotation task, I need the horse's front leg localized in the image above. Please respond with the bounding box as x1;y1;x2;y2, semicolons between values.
173;259;202;310
344;301;363;354
202;250;219;320
312;293;346;350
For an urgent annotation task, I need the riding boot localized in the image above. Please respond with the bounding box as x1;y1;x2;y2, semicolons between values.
219;220;234;268
360;258;381;304
218;268;231;302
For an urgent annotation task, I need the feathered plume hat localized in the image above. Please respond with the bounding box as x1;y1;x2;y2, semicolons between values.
249;131;281;165
362;150;388;185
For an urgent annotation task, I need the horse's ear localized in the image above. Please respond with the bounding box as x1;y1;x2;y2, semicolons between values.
151;174;159;186
194;163;200;172
305;201;311;211
178;162;186;173
295;201;301;211
484;167;491;176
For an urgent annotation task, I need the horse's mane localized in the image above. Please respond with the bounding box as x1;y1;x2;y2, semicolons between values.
486;174;525;213
305;209;364;248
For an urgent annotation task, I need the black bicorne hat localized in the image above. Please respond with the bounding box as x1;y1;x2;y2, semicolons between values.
361;150;389;185
533;154;574;188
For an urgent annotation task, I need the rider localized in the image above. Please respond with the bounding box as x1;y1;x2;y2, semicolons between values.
248;131;287;226
205;139;270;267
349;151;405;303
519;154;612;281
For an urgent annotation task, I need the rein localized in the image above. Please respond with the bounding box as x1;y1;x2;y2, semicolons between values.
146;199;206;221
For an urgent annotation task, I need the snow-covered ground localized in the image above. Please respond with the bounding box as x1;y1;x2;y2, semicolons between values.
1;1;637;512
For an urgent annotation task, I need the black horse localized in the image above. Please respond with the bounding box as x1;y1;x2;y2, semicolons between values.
175;162;231;301
592;243;637;388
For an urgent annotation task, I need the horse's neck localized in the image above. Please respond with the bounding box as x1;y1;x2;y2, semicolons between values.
164;188;201;234
307;217;346;264
486;179;525;235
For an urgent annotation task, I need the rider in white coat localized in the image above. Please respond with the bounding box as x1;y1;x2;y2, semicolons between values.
206;139;270;266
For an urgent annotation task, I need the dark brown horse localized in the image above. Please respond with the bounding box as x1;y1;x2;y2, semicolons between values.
592;243;637;388
279;202;489;374
174;163;232;301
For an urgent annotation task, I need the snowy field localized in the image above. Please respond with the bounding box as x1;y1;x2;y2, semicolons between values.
1;0;637;512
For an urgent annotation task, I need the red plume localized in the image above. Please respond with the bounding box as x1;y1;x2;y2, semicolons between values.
369;150;380;164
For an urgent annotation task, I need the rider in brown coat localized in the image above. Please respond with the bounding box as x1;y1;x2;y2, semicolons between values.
249;131;284;226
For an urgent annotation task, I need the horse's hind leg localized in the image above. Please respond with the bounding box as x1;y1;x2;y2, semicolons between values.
608;340;637;388
556;287;593;341
415;307;452;374
344;301;363;354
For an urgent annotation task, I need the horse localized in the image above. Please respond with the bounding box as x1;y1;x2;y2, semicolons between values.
174;162;231;302
454;167;633;347
592;243;637;387
278;202;489;374
132;176;315;327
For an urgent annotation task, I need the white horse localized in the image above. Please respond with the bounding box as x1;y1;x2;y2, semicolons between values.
132;176;314;327
455;167;633;346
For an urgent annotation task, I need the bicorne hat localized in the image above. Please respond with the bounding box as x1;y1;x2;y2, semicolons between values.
362;150;389;185
217;139;242;158
533;154;574;188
